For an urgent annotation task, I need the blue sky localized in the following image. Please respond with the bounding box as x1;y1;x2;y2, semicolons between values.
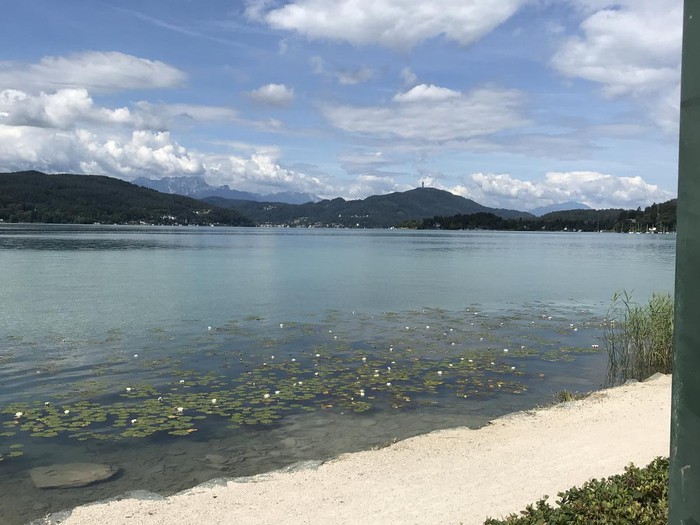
0;0;682;210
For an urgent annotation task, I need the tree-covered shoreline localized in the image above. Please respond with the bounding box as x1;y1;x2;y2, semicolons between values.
400;200;676;233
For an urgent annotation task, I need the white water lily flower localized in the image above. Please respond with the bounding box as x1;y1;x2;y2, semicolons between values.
179;379;185;384
275;390;280;395
44;401;50;406
503;349;508;353
386;382;392;386
279;323;284;328
130;419;137;424
64;409;70;415
125;387;132;392
211;398;217;404
437;371;443;376
315;353;321;357
176;407;184;413
263;393;270;399
14;412;22;418
157;397;163;402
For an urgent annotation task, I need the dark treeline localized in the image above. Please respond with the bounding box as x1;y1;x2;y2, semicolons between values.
402;199;677;233
0;171;254;226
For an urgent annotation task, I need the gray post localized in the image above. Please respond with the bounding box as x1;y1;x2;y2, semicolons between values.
670;2;700;523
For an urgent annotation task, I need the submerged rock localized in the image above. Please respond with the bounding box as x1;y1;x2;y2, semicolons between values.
29;463;119;489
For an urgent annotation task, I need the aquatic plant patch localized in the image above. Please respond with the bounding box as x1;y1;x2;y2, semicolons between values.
0;306;603;462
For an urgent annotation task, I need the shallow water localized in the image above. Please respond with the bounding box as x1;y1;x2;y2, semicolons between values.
0;226;675;524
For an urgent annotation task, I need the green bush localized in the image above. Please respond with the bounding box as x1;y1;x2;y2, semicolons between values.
605;291;674;386
484;456;668;525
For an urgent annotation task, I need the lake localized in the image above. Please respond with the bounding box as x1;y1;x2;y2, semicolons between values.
0;225;676;524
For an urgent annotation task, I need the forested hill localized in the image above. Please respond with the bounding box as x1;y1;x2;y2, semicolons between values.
0;171;254;226
205;187;532;228
404;199;677;233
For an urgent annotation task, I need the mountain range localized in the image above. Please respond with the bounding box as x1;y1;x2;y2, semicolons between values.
0;171;622;230
529;201;591;216
204;187;533;228
133;176;321;205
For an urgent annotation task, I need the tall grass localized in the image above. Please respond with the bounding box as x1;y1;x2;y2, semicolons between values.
604;291;674;386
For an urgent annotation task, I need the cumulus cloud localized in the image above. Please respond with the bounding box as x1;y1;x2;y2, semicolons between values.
0;89;240;132
463;171;674;210
553;0;681;131
248;83;295;107
254;0;526;50
0;88;154;130
0;51;186;93
204;150;332;195
0;121;333;196
393;84;460;102
0;84;327;195
323;86;528;142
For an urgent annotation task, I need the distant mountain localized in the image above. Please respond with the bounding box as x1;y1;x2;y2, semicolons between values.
529;201;592;216
0;171;254;226
204;187;533;228
134;176;321;205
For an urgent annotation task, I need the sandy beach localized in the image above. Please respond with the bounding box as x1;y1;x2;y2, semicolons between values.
43;374;671;525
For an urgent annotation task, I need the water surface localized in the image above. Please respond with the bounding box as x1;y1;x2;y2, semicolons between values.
0;225;675;524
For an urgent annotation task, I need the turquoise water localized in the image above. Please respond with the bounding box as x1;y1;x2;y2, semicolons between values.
0;225;675;524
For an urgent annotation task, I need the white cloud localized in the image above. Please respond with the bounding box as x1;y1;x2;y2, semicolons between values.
393;84;460;102
204;150;332;195
553;1;682;131
248;83;295;107
256;0;527;50
0;88;142;130
0;122;335;196
0;51;186;93
324;86;528;142
462;171;673;210
0;89;240;132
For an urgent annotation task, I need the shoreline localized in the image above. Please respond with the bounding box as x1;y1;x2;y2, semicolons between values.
39;374;672;525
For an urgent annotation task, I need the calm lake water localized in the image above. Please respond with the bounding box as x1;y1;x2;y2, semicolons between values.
0;225;676;524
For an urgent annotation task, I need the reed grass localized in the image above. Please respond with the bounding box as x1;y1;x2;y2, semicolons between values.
604;291;674;386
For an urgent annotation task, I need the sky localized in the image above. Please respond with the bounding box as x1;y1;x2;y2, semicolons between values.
0;0;683;210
